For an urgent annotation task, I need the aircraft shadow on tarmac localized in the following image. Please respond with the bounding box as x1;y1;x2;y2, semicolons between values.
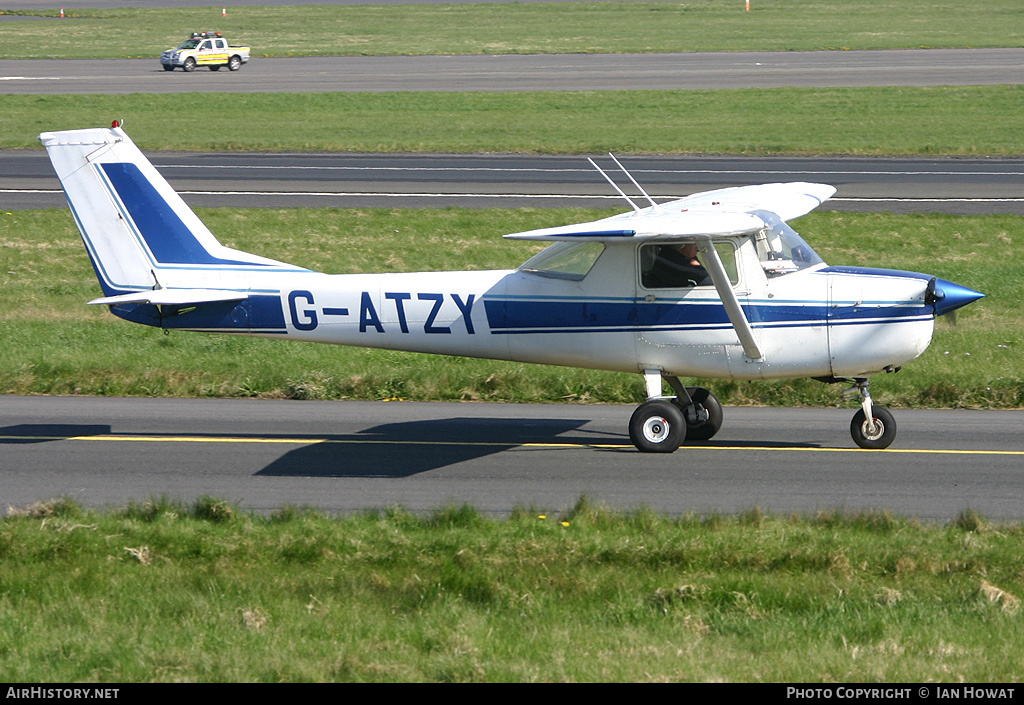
256;416;607;478
254;417;828;477
0;420;826;478
0;423;112;444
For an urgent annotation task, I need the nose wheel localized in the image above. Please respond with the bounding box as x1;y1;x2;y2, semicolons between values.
844;378;897;449
851;406;897;449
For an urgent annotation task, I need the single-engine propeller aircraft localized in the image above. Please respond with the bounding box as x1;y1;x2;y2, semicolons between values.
41;125;985;452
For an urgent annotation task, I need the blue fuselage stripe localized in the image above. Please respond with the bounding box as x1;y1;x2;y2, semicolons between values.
483;299;927;333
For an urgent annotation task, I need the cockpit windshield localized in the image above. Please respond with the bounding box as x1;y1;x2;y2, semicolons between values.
750;210;825;277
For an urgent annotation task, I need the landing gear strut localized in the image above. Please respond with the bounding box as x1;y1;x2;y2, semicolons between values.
844;378;897;449
629;371;723;453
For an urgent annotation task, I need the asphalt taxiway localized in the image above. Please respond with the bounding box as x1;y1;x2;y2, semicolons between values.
3;396;1022;520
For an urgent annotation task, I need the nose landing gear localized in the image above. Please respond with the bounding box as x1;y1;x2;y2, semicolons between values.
845;377;897;449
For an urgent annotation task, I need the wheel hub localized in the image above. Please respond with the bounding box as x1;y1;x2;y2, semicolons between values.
642;416;670;443
860;418;885;441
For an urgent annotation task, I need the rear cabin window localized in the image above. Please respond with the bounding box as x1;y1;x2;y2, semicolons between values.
519;241;606;281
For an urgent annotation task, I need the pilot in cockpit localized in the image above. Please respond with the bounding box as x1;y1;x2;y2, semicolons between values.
642;243;712;288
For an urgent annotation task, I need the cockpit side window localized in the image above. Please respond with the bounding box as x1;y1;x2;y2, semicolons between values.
640;241;737;289
519;241;606;281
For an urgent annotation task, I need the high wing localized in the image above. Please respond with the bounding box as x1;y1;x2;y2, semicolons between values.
504;182;836;241
656;181;837;222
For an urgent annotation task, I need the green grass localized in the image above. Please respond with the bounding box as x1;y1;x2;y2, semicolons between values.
1;208;1019;408
1;496;1023;682
1;0;1021;59
6;85;1024;155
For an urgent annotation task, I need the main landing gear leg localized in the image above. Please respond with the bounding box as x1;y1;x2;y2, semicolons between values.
845;377;897;449
628;371;724;453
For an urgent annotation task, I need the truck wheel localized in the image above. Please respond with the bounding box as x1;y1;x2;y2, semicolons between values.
163;65;174;72
228;55;242;71
182;57;196;72
209;65;220;71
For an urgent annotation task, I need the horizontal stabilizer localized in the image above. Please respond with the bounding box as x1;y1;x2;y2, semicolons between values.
88;289;249;306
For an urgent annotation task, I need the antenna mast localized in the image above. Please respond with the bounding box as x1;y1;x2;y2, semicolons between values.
587;157;640;213
587;156;658;213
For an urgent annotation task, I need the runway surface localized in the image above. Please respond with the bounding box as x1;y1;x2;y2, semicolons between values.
5;151;1023;213
3;396;1023;521
3;48;1023;95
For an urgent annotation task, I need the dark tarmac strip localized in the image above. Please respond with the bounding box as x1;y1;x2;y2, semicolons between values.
4;152;1023;213
3;396;1022;521
2;48;1023;94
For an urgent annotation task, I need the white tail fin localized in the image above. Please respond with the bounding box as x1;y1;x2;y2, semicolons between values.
39;125;301;299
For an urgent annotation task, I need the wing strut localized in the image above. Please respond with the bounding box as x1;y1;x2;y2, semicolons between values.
696;240;763;360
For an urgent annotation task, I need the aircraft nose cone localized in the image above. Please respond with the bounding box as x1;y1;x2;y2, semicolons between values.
928;277;985;316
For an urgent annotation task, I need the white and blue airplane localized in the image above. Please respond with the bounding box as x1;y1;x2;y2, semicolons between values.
40;124;984;452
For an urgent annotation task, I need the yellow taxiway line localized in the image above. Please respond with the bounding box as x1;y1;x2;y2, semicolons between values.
2;434;1022;456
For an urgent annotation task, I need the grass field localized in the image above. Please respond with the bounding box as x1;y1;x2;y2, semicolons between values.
1;0;1022;59
2;496;1023;682
6;85;1024;155
2;207;1019;408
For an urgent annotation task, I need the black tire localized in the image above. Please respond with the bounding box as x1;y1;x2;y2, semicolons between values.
162;65;174;71
850;406;897;449
228;55;242;71
629;400;685;453
677;387;723;441
182;57;196;72
209;65;220;71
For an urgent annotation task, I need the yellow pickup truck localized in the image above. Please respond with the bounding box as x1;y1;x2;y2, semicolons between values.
160;32;251;72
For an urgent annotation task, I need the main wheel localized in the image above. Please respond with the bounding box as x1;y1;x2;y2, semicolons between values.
162;64;175;71
228;55;242;71
850;406;897;449
677;387;723;441
629;400;685;453
182;57;196;72
209;65;220;71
